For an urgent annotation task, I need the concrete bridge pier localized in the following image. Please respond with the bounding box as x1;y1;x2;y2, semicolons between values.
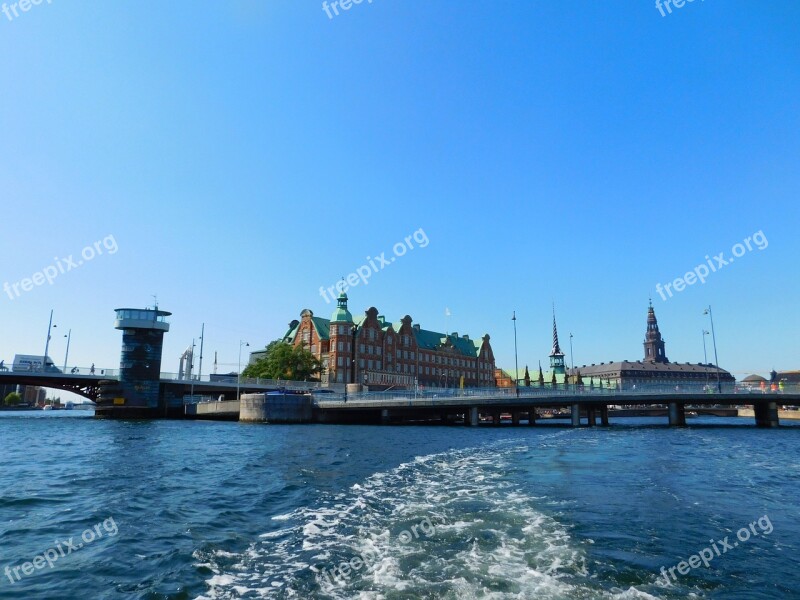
512;411;521;426
600;405;609;426
571;403;581;427
240;393;313;423
492;410;502;426
381;409;391;424
668;402;686;426
587;407;597;427
467;407;479;427
754;401;780;427
528;407;536;425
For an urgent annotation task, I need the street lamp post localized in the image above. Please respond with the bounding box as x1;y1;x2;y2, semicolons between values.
512;311;519;397
350;324;359;385
237;340;249;401
703;306;721;393
63;329;72;372
190;338;196;401
702;329;710;390
197;323;205;382
569;333;574;390
41;310;55;372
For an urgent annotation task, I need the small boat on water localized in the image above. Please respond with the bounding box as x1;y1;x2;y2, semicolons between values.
42;405;54;411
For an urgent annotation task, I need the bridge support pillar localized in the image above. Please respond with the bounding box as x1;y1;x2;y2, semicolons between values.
528;407;536;425
467;407;479;427
587;407;597;427
571;403;581;427
381;409;390;425
754;402;779;428
512;411;520;426
492;410;501;426
440;410;449;425
668;402;686;426
600;405;609;426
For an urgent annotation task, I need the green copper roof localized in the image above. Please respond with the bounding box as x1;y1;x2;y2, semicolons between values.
282;323;299;342
330;291;353;323
286;302;483;358
311;317;330;340
406;327;481;358
450;334;480;357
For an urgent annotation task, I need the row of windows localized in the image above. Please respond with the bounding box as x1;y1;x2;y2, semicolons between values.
332;324;394;343
330;349;492;371
347;345;490;369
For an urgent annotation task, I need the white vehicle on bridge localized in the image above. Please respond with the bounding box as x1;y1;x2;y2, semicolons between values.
12;354;61;373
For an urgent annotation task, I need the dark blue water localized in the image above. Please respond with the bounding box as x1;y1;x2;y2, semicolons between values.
0;412;798;599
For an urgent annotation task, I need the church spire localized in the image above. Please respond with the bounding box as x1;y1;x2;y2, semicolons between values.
551;305;562;355
643;302;668;363
549;305;566;374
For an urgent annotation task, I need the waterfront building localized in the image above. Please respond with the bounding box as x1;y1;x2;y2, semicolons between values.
773;370;800;385
260;293;496;387
741;374;768;391
494;368;514;388
569;303;735;390
24;386;46;406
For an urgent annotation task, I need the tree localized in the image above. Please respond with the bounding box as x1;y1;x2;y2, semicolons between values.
4;392;22;406
242;340;322;381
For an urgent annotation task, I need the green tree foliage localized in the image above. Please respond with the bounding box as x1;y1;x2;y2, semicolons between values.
242;340;322;381
3;392;22;406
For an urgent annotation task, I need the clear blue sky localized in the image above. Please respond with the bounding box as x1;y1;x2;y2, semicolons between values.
1;0;798;395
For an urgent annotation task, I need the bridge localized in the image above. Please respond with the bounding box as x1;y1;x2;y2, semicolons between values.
0;366;342;414
0;366;109;402
311;385;800;427
2;365;796;426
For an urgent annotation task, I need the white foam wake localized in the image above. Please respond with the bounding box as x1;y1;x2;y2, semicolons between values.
195;439;659;599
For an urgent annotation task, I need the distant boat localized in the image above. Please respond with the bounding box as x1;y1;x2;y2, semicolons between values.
42;405;54;412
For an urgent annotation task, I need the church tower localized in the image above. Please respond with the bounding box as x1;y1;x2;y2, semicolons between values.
643;301;668;364
549;308;566;375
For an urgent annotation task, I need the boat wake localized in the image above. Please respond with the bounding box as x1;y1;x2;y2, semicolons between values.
195;440;659;599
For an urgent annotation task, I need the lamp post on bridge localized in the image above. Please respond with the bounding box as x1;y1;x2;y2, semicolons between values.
350;323;359;385
190;338;196;401
197;323;205;382
237;340;249;401
512;311;519;397
569;333;574;391
63;329;72;372
703;306;721;393
41;310;55;372
702;329;710;391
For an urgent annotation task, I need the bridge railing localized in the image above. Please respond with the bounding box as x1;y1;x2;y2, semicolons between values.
157;372;346;391
317;382;800;403
0;365;118;377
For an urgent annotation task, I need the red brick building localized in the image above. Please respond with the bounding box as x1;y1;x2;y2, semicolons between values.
270;293;496;388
